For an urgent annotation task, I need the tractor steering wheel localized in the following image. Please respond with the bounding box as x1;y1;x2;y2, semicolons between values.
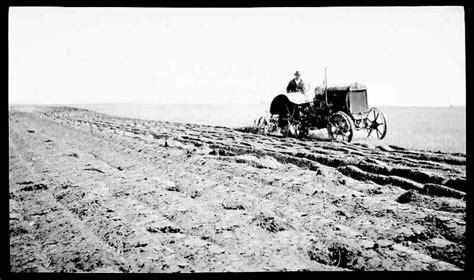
299;83;310;94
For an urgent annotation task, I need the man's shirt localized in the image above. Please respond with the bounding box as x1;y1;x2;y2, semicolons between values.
286;78;304;93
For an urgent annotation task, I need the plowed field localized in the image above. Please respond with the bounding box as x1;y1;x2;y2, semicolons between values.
9;106;465;272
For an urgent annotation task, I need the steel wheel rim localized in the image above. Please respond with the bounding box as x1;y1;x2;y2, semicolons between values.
285;103;301;138
366;108;387;139
329;113;353;142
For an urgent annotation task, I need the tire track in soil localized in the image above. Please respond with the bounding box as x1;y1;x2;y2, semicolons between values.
9;107;465;271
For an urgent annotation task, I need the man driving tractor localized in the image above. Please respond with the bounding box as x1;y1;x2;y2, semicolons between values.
286;71;305;93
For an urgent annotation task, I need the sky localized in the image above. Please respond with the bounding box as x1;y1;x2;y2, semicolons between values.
9;7;465;106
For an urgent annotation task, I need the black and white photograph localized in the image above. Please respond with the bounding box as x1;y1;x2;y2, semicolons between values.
8;6;466;272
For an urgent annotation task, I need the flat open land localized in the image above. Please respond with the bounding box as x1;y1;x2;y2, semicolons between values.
74;103;466;154
9;106;466;272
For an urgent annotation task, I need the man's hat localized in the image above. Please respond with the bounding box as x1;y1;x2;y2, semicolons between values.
294;71;301;76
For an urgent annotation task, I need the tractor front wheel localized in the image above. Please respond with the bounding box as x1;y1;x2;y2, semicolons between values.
366;107;388;139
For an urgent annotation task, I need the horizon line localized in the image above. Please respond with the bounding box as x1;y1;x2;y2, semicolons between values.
9;102;466;108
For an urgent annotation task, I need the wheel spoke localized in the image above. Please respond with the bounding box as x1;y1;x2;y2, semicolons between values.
367;128;373;137
375;112;380;122
375;126;383;137
343;131;349;141
328;113;353;142
376;129;381;139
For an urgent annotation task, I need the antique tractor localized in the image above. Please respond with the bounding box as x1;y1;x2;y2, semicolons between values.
256;82;387;143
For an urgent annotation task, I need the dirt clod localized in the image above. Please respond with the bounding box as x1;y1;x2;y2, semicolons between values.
397;191;413;203
18;181;34;185
19;183;48;192
146;223;181;234
252;213;285;233
165;185;180;192
190;190;200;199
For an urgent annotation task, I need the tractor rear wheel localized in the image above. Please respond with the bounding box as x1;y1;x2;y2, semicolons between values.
281;103;306;138
327;111;355;142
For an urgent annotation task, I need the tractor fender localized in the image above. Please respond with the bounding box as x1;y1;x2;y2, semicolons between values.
269;93;311;115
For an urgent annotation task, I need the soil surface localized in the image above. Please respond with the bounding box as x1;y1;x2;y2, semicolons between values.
9;106;466;272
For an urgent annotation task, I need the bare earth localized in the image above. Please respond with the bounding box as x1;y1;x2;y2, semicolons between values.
9;106;466;272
